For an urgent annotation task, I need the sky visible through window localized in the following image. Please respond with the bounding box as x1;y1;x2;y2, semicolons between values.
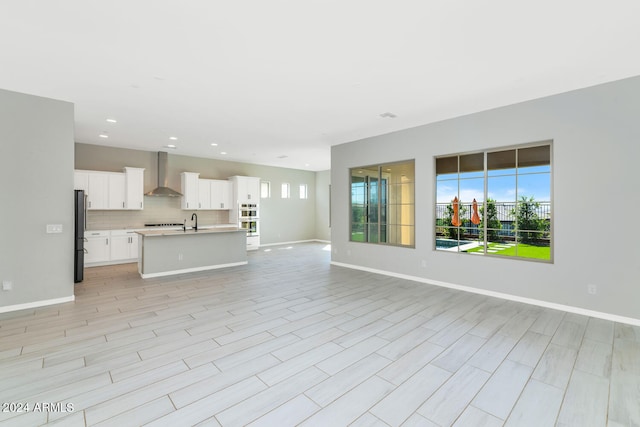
437;165;551;204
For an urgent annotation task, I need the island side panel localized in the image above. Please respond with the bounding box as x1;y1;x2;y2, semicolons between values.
139;231;247;277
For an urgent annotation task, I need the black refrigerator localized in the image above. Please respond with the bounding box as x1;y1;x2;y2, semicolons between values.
74;190;85;283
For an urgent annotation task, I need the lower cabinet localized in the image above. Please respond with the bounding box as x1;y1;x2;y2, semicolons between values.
247;236;260;251
110;230;139;262
84;231;110;264
84;229;139;266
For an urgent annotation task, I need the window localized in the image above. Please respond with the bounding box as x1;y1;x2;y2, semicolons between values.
261;181;271;198
281;182;290;199
436;142;552;261
299;184;308;199
350;160;415;247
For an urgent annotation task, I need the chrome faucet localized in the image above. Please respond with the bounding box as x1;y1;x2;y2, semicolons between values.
191;213;198;231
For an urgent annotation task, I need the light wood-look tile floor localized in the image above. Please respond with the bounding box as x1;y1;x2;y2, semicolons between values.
1;242;639;426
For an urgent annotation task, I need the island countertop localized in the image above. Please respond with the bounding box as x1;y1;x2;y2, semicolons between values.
135;227;241;237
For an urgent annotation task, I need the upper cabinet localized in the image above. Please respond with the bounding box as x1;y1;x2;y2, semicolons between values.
181;172;232;210
108;173;126;209
198;178;212;209
75;167;144;210
74;171;89;193
211;179;232;209
181;172;200;210
124;167;145;210
229;176;260;204
87;172;109;210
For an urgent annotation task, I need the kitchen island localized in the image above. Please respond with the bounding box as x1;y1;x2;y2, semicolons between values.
135;227;247;278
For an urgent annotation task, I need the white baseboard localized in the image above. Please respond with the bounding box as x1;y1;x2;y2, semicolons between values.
260;239;328;247
141;261;248;279
331;261;640;327
85;258;137;268
0;295;75;314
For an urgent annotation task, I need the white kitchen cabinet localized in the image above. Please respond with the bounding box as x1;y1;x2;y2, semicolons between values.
181;172;200;210
124;167;145;210
84;230;110;264
229;176;260;204
87;172;109;210
247;236;260;251
76;168;143;210
229;176;261;250
198;179;212;209
211;179;232;209
74;171;89;192
110;230;139;261
197;178;231;210
108;173;126;209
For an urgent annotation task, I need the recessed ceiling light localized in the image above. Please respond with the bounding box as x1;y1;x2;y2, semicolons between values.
106;118;117;123
165;144;177;149
99;133;108;138
210;143;218;146
305;163;310;167
169;136;178;141
220;151;227;155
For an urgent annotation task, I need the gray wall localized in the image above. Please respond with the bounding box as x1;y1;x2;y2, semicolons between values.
332;76;640;320
0;89;74;310
75;144;323;244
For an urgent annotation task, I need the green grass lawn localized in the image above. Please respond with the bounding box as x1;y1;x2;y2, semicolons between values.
351;232;365;242
351;230;381;243
466;242;550;260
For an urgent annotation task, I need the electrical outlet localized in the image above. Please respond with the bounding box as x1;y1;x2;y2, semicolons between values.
587;284;597;295
2;280;12;291
421;260;427;267
178;253;183;261
46;224;63;233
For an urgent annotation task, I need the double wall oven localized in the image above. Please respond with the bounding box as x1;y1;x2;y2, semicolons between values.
238;203;259;237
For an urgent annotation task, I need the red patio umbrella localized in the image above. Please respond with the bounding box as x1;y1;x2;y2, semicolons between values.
471;198;481;225
451;197;462;227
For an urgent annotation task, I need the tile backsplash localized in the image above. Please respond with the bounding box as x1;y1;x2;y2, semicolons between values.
86;196;231;230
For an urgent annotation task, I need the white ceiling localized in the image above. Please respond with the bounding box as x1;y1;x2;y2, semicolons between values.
2;1;640;171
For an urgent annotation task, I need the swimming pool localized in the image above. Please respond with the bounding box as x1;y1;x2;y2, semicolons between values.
436;239;480;251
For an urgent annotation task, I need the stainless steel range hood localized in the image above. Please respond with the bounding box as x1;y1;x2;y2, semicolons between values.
145;152;183;197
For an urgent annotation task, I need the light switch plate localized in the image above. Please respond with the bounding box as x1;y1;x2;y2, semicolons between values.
46;224;63;233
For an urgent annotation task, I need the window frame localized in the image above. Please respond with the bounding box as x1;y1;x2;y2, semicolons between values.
281;182;290;199
260;181;271;199
434;141;553;263
350;159;415;248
